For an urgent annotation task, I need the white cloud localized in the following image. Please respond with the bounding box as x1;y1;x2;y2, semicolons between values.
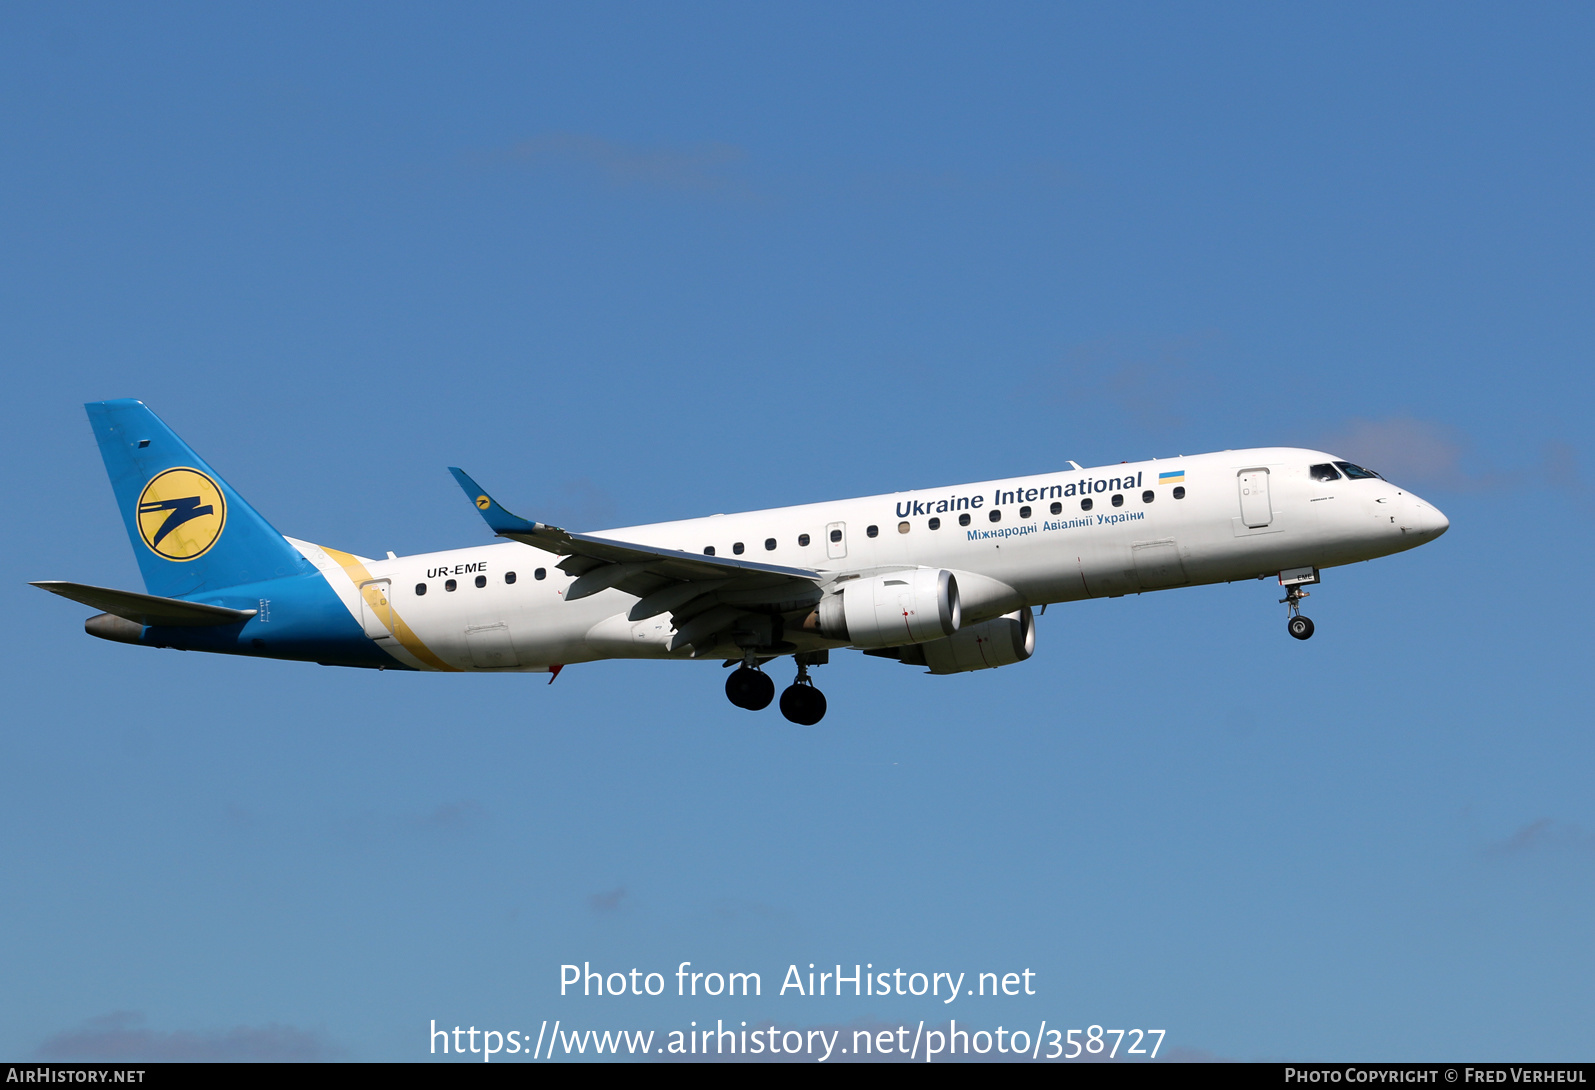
1483;818;1595;859
587;886;628;913
1057;332;1226;431
1312;416;1484;489
1311;417;1593;499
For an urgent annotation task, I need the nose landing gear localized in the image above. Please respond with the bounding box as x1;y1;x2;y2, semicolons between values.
1277;566;1319;640
1280;581;1314;640
779;659;827;725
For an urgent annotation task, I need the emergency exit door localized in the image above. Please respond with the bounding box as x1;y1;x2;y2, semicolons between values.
358;579;393;640
826;521;847;560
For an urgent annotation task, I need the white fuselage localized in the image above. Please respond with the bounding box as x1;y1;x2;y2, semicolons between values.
294;447;1448;672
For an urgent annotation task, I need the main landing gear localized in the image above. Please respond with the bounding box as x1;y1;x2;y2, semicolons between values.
779;659;827;726
724;653;828;724
725;661;775;710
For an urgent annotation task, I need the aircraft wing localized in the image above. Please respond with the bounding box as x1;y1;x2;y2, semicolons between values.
449;469;825;652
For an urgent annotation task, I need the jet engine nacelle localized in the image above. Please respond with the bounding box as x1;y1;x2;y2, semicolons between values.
816;568;960;649
908;606;1034;674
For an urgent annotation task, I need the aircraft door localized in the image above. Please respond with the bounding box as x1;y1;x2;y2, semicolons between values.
1132;539;1189;588
826;522;847;560
465;622;520;668
1237;469;1273;528
359;579;393;640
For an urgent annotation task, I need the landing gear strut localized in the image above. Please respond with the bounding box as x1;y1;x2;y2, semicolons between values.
1281;584;1314;640
725;652;827;721
779;658;827;725
1277;566;1319;640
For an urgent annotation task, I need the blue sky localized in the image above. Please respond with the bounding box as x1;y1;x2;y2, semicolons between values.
2;2;1591;1062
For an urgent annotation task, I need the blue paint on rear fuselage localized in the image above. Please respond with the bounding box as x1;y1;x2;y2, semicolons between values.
139;570;405;669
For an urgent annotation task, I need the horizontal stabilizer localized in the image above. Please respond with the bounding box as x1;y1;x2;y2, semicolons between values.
30;581;257;627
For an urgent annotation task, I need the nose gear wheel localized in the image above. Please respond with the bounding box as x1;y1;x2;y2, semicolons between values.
1280;584;1314;640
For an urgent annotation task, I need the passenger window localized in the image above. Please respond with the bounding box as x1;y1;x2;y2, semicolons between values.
1334;461;1381;480
445;578;457;592
1142;490;1154;503
928;517;941;530
1111;494;1123;507
704;546;715;556
829;529;842;543
798;534;810;547
764;538;776;551
415;583;427;596
1050;502;1062;515
733;542;745;554
505;571;517;584
1310;463;1342;482
1019;505;1031;519
989;509;1001;522
1172;487;1185;499
535;568;547;580
1081;498;1093;511
898;521;910;534
475;575;487;588
866;525;879;538
958;513;971;526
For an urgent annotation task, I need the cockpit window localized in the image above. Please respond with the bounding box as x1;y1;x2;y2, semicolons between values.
1310;463;1342;482
1333;461;1382;480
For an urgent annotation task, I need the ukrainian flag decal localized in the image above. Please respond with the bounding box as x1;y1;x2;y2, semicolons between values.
1159;470;1185;485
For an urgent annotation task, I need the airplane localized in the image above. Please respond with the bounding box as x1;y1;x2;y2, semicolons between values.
34;400;1449;724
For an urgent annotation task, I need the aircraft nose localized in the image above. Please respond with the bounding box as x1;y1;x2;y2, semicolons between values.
1407;495;1449;540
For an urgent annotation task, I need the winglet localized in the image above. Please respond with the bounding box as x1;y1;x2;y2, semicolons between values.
448;468;549;536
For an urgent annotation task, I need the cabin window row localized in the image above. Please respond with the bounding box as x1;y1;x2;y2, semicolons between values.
413;568;547;595
695;487;1190;552
704;533;814;557
896;488;1187;530
410;484;1196;592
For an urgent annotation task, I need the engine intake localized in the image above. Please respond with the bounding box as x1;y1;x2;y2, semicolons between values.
815;569;960;649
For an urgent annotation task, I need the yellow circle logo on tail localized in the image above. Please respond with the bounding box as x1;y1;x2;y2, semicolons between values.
136;468;227;561
476;495;491;510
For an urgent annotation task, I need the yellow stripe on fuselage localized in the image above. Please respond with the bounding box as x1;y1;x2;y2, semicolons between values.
320;545;459;672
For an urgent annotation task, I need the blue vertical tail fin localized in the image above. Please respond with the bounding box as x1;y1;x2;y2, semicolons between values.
86;399;314;598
